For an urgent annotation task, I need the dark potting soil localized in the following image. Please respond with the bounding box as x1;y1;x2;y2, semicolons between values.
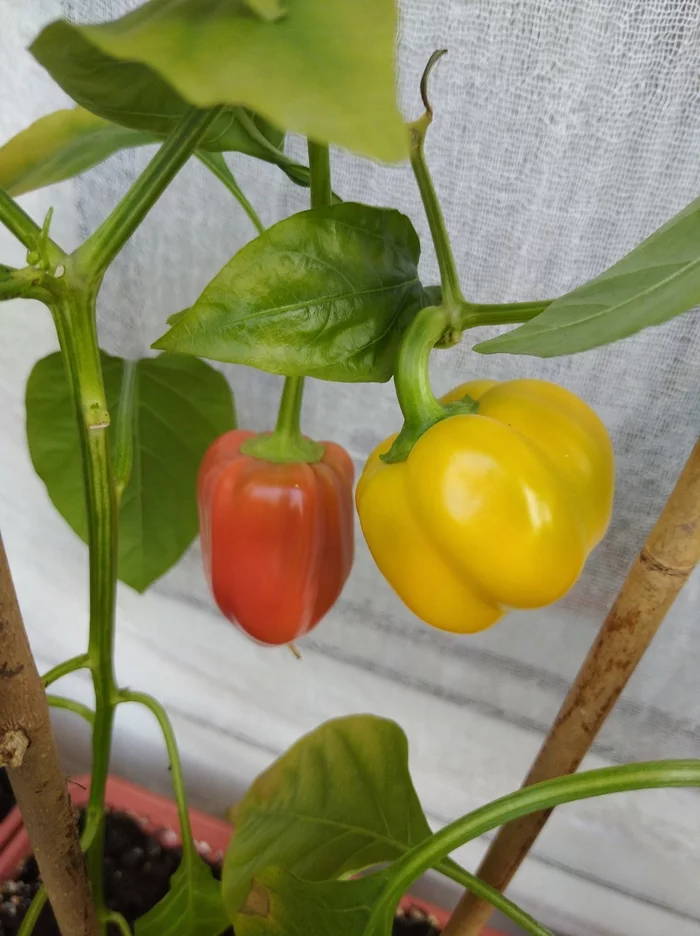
0;772;15;825
0;809;440;936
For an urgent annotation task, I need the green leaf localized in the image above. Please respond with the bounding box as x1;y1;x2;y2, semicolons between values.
0;108;156;196
222;715;432;919
135;853;229;936
30;24;284;159
153;203;425;383
422;285;442;306
233;867;394;936
243;0;286;19
166;308;190;327
26;350;234;592
474;194;700;357
232;758;700;936
30;0;406;163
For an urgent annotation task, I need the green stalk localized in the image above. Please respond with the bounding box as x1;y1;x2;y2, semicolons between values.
461;298;553;328
408;51;464;323
0;187;63;265
50;285;118;919
118;691;195;857
16;888;46;936
409;132;462;314
241;374;324;463
75;107;222;281
383;305;477;463
308;141;332;207
113;359;138;503
394;306;449;430
197;151;265;235
436;861;553;936
234;108;314;189
371;759;700;929
102;913;131;936
276;375;307;445
0;264;53;303
46;694;95;726
42;653;90;688
409;54;554;338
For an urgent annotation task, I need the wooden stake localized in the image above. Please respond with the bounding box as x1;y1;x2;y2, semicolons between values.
0;530;100;936
444;438;700;936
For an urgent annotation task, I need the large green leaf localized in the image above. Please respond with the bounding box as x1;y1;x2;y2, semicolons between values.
233;868;393;936
30;0;406;163
153;203;425;382
222;715;432;919
135;853;229;936
474;194;700;357
231;758;700;936
0;108;156;196
30;24;284;159
26;350;234;592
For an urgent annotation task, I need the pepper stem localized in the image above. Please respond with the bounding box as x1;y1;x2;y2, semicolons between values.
275;375;307;441
383;305;478;464
241;376;324;464
395;306;448;428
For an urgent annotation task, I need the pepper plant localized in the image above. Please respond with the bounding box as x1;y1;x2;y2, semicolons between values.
1;3;700;936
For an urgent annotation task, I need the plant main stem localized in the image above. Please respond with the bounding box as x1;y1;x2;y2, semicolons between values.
51;284;118;922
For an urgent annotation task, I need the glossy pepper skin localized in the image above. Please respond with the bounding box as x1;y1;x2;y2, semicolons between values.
356;379;614;634
198;430;354;646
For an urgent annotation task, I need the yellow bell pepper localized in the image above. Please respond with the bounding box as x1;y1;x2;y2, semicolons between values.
356;378;614;634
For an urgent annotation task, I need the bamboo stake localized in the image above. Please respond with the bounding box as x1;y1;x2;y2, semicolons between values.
0;529;100;936
444;437;700;936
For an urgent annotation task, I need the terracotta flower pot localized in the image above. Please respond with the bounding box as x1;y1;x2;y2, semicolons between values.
0;775;506;935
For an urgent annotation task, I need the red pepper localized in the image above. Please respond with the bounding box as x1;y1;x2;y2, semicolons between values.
197;379;354;646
